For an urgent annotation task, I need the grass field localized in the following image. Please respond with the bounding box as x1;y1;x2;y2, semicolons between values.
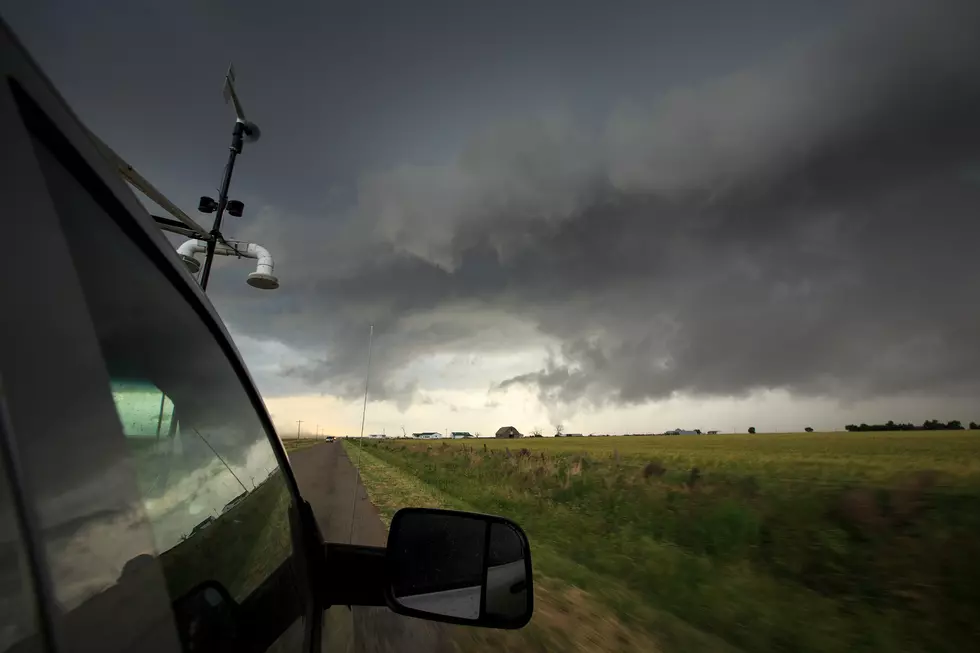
282;437;328;453
345;432;980;653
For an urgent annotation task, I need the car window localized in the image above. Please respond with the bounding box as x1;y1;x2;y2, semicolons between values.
27;128;308;653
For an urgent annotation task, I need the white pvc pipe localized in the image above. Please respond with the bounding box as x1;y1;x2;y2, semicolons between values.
177;239;207;259
241;242;274;277
175;239;278;288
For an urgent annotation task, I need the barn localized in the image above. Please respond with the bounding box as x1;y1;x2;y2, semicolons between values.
495;426;523;439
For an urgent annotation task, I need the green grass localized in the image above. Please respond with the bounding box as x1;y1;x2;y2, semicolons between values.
345;441;730;653
283;438;328;453
350;432;980;653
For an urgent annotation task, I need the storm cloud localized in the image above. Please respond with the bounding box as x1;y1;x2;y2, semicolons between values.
206;0;980;413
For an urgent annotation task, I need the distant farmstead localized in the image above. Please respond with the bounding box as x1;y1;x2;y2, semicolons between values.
495;426;523;439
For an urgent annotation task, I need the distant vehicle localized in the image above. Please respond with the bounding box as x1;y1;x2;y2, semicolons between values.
325;436;336;442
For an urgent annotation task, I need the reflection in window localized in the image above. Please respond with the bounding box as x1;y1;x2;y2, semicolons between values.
111;380;174;439
31;121;305;648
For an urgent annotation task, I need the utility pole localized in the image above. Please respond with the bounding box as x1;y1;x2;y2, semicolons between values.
296;420;303;439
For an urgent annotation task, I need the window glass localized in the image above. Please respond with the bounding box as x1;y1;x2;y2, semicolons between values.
29;131;306;652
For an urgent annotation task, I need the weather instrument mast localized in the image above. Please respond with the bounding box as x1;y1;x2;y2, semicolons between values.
89;64;278;293
195;65;269;290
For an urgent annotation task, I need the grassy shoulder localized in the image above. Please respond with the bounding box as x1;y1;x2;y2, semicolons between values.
283;438;327;453
356;436;980;653
343;440;735;653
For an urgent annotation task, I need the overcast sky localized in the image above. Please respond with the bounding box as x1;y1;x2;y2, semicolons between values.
6;0;980;436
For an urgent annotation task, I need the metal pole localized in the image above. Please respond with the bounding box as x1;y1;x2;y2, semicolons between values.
155;393;167;440
349;324;374;544
358;325;374;440
199;121;245;291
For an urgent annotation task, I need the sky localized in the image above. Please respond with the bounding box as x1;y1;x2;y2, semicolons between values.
5;0;980;437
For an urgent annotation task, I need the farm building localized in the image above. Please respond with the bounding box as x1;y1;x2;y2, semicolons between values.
495;426;523;439
664;428;702;435
451;432;474;439
412;432;442;439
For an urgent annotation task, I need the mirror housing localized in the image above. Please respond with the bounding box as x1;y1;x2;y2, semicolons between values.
385;508;533;629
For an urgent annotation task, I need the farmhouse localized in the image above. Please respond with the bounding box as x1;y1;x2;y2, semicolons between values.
412;432;442;439
451;432;474;439
495;426;523;439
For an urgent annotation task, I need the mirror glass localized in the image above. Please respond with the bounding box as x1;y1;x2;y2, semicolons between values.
486;522;529;620
386;509;532;628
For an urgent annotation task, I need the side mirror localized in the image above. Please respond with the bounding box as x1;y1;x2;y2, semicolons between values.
385;508;533;629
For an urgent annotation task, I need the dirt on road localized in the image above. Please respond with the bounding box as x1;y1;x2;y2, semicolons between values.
288;441;453;653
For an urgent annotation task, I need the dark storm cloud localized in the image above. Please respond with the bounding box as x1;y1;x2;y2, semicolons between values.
221;0;980;409
9;0;977;409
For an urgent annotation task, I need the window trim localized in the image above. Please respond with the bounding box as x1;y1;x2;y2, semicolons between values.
0;389;57;653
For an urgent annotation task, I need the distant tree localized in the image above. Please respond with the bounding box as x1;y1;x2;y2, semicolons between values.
845;420;964;432
530;427;543;437
971;422;979;431
748;427;756;434
804;427;814;433
554;423;565;437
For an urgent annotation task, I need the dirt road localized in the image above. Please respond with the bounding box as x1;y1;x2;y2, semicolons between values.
288;441;453;653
